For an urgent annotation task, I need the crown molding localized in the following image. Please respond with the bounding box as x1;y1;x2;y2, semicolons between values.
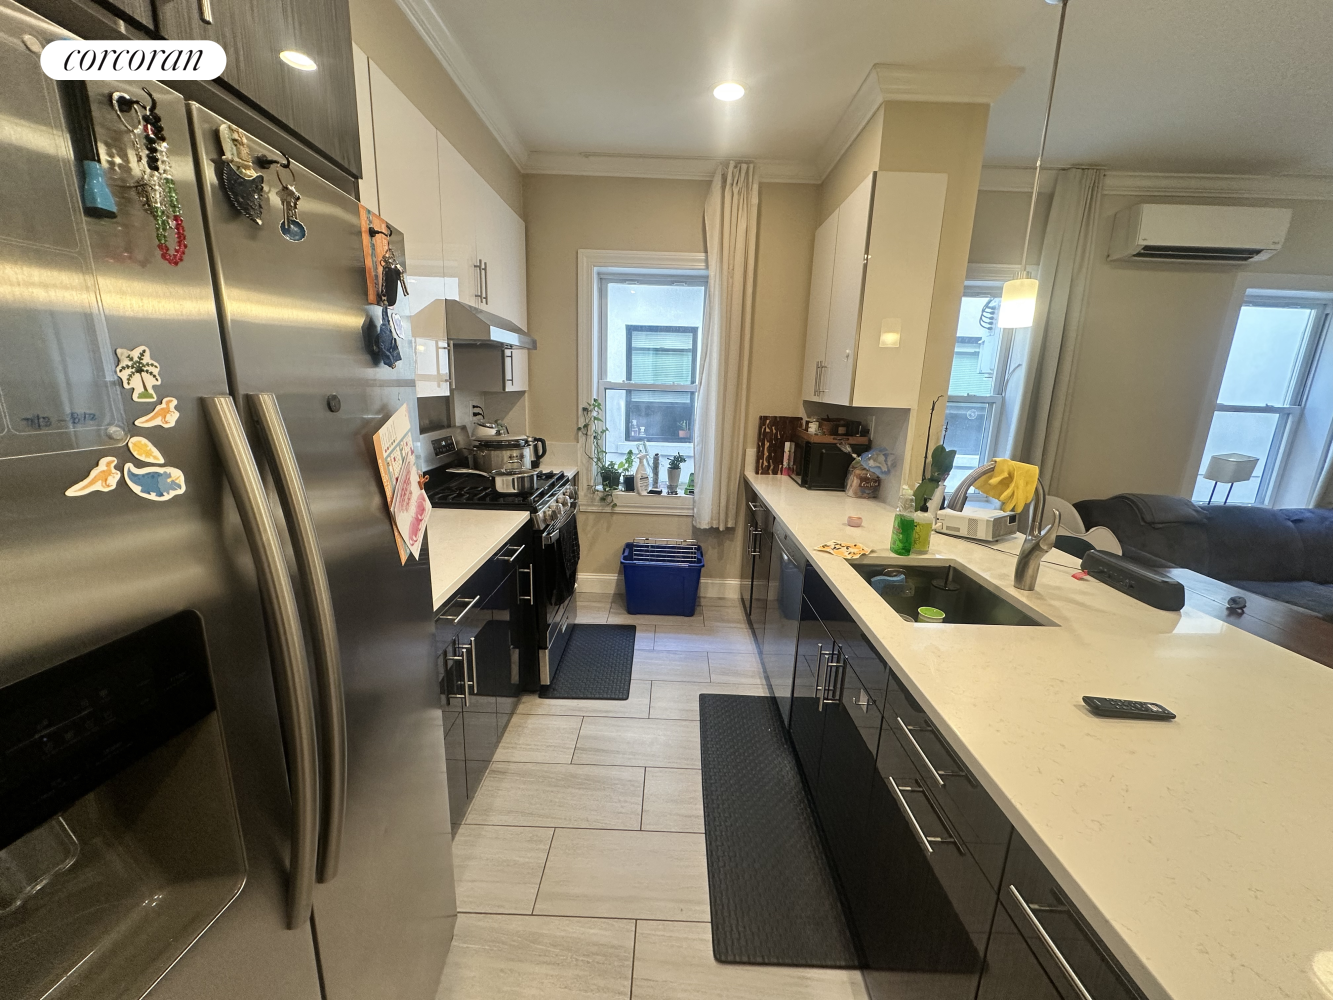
815;64;1023;182
525;150;819;184
393;0;529;169
979;166;1333;201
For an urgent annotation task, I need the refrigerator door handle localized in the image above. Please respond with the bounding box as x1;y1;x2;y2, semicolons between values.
203;396;319;930
248;392;347;886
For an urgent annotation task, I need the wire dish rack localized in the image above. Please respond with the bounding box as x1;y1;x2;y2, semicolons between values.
625;537;703;563
621;538;705;616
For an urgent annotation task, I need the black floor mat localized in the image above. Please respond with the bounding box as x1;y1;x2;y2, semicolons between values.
698;693;859;967
540;624;635;700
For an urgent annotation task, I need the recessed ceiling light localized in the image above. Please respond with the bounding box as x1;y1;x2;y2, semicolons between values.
280;50;317;71
712;82;745;101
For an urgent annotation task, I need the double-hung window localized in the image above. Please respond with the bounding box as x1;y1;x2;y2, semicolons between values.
595;268;707;493
942;280;1013;490
1193;292;1332;505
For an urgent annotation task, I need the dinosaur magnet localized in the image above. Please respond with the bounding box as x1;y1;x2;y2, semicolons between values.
115;346;162;401
66;457;120;496
134;397;180;428
127;436;164;463
124;463;186;501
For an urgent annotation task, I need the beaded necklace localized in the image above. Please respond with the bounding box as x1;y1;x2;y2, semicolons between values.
114;90;187;266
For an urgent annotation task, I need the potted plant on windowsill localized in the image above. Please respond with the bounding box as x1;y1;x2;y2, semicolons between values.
578;399;620;504
666;453;686;494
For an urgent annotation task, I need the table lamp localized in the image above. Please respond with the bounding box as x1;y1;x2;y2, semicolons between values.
1202;453;1259;504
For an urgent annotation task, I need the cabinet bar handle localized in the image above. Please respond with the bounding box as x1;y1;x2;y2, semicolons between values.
814;643;827;709
481;261;489;304
438;594;480;623
496;543;525;563
896;716;945;787
1008;885;1095;1000
445;647;468;707
197;0;213;24
748;524;762;556
467;637;479;695
824;646;845;706
887;777;966;857
518;566;534;604
473;261;484;302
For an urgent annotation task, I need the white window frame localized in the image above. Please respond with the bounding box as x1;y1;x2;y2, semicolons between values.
945;267;1023;490
1187;274;1333;503
577;249;708;514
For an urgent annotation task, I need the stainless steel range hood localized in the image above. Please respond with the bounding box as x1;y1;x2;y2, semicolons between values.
443;298;536;350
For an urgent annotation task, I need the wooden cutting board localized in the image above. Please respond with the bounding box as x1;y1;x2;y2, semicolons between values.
755;415;803;475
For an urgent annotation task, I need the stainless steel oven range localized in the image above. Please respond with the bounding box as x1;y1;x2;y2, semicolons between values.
423;427;579;688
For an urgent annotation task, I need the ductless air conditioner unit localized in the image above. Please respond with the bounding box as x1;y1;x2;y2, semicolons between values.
1107;204;1292;263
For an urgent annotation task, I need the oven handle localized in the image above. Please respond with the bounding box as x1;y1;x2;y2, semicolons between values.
542;503;578;544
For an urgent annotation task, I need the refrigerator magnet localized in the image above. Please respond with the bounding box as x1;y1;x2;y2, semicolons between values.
124;464;186;501
65;457;120;496
127;436;164;463
134;397;180;428
115;346;162;401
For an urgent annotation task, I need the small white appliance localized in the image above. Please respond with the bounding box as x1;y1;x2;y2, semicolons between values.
1107;204;1291;263
936;506;1018;541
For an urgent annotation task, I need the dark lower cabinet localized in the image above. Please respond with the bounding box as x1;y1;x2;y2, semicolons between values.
742;488;771;622
758;525;803;725
776;556;1148;1000
435;527;531;832
153;0;360;174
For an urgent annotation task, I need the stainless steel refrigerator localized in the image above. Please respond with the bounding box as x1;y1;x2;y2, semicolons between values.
0;3;455;998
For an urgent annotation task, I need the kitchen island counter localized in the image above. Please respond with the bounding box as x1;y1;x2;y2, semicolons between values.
747;472;1333;1000
427;509;531;611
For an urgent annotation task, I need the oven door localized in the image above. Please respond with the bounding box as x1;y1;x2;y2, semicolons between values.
537;508;579;685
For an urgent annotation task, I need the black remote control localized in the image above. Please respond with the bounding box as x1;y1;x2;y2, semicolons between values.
1082;696;1175;721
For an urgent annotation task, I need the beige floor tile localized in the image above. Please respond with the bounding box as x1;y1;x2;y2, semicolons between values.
573;716;701;768
574;604;611;624
533;829;709;921
653;625;757;653
452;825;553;914
634;626;656;650
631;920;869;1000
699;600;748;627
465;761;644;830
436;912;634;1000
633;650;711;683
649;681;769;721
514;679;651;718
706;651;766;684
492;714;584;764
641;767;704;833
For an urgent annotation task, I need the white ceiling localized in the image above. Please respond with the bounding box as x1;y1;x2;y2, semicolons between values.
416;0;1333;179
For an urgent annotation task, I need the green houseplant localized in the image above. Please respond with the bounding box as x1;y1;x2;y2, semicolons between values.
577;400;620;501
666;453;686;493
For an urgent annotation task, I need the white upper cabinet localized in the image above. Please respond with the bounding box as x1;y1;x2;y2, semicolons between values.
803;212;837;401
437;132;480;304
802;171;947;410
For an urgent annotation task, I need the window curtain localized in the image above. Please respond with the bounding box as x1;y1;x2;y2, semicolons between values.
693;161;759;530
1003;167;1104;492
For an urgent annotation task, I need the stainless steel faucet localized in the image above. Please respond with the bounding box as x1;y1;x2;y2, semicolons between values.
944;461;1061;591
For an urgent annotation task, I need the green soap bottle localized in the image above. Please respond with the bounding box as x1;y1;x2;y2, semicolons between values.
890;484;916;556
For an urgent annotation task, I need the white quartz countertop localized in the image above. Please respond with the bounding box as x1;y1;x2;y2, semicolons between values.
427;509;530;611
747;472;1333;1000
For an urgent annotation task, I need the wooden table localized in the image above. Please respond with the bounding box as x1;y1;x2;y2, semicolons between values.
1166;567;1333;669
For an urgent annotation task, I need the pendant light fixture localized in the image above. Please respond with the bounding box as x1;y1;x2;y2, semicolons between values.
999;0;1070;330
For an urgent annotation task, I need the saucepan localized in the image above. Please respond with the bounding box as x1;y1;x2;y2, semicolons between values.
456;466;536;494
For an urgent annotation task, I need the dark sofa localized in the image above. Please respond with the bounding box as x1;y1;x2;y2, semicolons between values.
1075;494;1333;622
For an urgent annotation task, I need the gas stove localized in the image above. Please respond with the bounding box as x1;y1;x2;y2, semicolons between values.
425;467;577;528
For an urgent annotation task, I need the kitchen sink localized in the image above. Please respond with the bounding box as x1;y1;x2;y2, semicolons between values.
848;559;1055;626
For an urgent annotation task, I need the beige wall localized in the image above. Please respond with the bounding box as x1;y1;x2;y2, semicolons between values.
819;107;883;226
522;174;818;583
969;189;1053;265
349;0;523;215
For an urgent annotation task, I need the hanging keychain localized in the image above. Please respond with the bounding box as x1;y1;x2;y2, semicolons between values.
217;122;265;224
378;241;408;307
113;89;187;265
274;159;306;242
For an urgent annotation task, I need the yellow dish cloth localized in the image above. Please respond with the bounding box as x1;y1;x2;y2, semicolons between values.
976;459;1039;512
